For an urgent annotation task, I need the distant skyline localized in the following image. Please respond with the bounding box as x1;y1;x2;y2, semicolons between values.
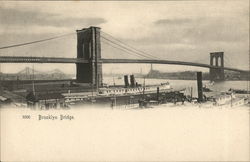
0;1;249;74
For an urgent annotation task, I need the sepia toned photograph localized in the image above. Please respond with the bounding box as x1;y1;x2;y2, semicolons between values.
0;0;249;161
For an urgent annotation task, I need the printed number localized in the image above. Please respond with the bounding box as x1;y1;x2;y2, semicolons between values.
22;115;31;119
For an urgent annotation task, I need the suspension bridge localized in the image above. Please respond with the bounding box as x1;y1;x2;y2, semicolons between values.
0;26;249;86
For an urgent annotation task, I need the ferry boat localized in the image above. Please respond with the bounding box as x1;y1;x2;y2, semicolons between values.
63;82;172;102
62;75;176;106
98;82;171;96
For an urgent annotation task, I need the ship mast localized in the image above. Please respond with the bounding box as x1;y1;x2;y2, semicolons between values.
143;77;145;100
32;64;35;96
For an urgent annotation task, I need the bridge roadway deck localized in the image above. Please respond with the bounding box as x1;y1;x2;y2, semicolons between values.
102;59;248;73
0;56;248;73
0;56;88;63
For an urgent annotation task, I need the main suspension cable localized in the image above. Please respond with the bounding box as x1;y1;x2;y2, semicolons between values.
0;32;77;50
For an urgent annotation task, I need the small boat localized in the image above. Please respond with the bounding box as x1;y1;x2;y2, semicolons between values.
202;86;212;92
213;92;247;107
207;81;214;86
229;88;250;94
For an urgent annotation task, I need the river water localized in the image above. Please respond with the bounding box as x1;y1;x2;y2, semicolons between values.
103;77;250;98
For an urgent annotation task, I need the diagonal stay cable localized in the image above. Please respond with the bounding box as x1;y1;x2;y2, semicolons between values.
101;31;162;60
224;55;234;67
101;31;158;59
101;38;150;59
101;36;154;59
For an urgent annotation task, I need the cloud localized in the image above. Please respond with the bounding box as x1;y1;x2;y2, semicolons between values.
122;15;248;47
0;6;57;26
182;18;249;43
154;18;193;25
111;14;249;69
0;6;107;33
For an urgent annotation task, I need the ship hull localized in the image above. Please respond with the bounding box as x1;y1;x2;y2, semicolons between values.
67;90;185;107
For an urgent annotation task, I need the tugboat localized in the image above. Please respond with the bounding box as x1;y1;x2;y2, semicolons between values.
202;82;214;92
202;86;212;92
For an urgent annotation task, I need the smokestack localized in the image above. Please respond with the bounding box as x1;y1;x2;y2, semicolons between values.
124;75;129;87
130;75;135;87
197;72;203;102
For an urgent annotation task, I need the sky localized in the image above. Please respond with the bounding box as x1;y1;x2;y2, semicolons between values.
0;1;249;74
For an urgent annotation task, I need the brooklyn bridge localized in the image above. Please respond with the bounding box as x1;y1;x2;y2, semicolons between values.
0;26;249;87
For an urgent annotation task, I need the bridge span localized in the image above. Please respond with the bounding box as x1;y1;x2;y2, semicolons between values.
0;56;248;73
101;59;248;73
0;27;249;83
0;56;88;63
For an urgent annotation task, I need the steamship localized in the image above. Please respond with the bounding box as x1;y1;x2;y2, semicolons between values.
98;82;171;96
63;75;175;106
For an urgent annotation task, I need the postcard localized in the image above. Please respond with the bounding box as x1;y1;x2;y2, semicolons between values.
0;1;249;161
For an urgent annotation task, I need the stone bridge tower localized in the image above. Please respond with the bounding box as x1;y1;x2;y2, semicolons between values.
209;52;225;81
76;26;102;88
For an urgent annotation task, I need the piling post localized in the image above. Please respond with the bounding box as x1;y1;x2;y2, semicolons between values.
197;72;203;102
157;87;159;101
